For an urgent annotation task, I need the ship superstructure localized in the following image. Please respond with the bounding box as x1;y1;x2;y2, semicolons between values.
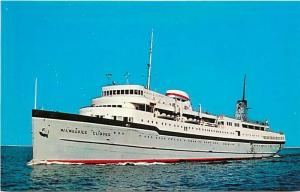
31;31;285;164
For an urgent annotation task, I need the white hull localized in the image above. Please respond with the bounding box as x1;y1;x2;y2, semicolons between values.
32;110;282;164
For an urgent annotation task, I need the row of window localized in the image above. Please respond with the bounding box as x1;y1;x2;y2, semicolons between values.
242;133;260;138
242;124;265;130
93;105;122;108
263;135;284;140
140;118;235;135
138;133;275;148
253;144;277;148
133;133;278;149
218;121;265;131
113;131;125;135
103;90;144;96
140;118;278;139
218;121;240;127
139;134;236;145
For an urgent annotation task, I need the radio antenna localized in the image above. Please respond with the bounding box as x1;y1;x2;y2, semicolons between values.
106;73;113;85
34;78;38;109
124;72;130;84
146;29;154;90
242;74;246;101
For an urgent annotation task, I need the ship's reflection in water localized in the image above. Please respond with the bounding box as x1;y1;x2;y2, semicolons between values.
2;146;300;191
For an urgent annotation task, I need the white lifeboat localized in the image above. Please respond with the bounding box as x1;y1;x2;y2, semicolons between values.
166;90;190;101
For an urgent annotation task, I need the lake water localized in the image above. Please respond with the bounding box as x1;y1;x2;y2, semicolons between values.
1;146;300;191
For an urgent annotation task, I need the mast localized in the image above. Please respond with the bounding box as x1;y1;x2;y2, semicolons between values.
34;78;38;109
198;104;202;120
146;29;154;90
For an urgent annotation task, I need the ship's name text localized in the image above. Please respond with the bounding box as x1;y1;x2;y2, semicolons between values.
92;130;111;137
60;128;87;135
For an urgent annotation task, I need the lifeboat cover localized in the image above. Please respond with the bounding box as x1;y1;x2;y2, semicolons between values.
166;90;190;101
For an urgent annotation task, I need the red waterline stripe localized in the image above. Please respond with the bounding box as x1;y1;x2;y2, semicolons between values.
166;93;189;100
48;157;262;164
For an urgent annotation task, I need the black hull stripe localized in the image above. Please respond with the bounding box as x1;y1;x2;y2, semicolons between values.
60;138;275;155
32;110;285;145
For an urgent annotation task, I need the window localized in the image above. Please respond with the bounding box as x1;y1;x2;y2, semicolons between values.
130;90;133;94
134;90;138;95
121;90;124;94
117;90;120;95
113;90;116;95
109;90;112;95
125;90;129;94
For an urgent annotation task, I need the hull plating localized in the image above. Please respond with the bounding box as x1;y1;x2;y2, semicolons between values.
32;115;281;164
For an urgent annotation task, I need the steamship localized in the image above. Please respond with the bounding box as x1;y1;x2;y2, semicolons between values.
31;31;285;164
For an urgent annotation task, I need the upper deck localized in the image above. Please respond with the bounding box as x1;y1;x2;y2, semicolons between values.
81;84;279;134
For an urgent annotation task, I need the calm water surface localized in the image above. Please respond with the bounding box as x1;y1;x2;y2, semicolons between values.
1;146;300;191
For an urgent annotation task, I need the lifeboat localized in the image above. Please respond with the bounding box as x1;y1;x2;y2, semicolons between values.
166;90;190;101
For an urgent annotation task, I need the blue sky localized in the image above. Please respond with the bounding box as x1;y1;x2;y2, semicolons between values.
2;2;300;146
